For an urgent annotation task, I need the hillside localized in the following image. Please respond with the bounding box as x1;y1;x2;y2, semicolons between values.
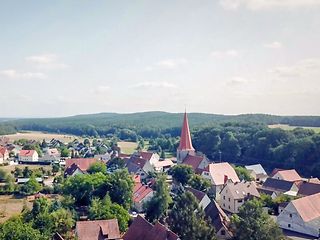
1;112;320;137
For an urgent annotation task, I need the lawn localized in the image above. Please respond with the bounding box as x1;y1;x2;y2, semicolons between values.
268;124;320;133
117;141;138;154
1;164;53;175
0;195;32;223
3;131;83;143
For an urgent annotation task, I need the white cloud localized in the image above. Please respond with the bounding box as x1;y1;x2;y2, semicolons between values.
25;53;68;70
156;58;188;69
270;58;320;78
92;85;111;94
220;0;320;10
0;69;46;79
132;81;177;89
264;41;282;49
210;49;239;58
227;76;250;85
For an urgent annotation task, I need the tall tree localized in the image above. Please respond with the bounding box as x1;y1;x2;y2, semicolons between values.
171;164;194;186
145;174;172;223
231;199;284;240
168;191;216;240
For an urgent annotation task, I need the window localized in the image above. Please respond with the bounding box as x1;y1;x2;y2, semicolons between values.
223;196;225;200
288;224;291;228
228;206;230;209
238;199;243;203
223;203;225;207
221;230;226;235
228;198;230;202
289;214;292;218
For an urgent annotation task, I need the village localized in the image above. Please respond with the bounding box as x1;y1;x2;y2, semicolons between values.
0;112;319;240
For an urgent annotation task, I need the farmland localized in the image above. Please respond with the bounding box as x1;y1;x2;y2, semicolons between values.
2;131;83;142
268;124;320;133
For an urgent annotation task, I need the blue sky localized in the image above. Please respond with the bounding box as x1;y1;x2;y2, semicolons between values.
1;0;320;117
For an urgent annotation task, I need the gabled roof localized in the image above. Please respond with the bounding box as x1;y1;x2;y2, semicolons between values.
186;187;206;202
291;193;320;222
262;178;296;192
204;200;230;232
298;181;320;196
64;163;83;177
126;157;148;173
204;162;240;185
19;150;36;157
133;184;153;203
76;219;121;240
183;155;204;171
271;169;301;182
139;151;154;161
153;159;174;168
65;158;97;172
0;147;8;155
223;181;260;200
245;164;267;175
123;215;179;240
177;112;194;151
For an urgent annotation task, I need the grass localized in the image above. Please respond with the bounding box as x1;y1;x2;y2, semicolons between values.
1;164;52;175
3;131;83;143
0;195;32;223
117;141;138;154
268;124;320;133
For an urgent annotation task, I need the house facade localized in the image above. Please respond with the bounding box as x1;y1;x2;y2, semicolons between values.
277;193;320;237
19;150;39;162
220;181;260;214
245;164;268;182
0;147;9;164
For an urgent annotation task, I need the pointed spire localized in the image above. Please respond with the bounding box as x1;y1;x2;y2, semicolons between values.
178;111;194;151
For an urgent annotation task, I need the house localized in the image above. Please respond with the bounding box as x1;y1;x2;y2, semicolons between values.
75;219;121;240
94;153;111;162
40;148;61;162
245;164;268;182
271;169;301;182
19;150;39;162
153;159;175;172
186;187;232;239
16;177;43;184
123;215;180;240
126;154;154;179
176;111;196;164
0;147;9;164
182;155;209;173
220;181;260;214
277;193;320;237
258;178;299;198
297;181;320;197
134;151;160;165
186;187;211;209
133;182;154;212
205;201;233;239
64;158;98;177
201;162;240;199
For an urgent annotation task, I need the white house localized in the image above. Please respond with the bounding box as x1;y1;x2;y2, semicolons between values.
245;164;268;182
277;193;320;237
0;147;9;164
220;181;260;214
19;150;39;162
201;162;240;199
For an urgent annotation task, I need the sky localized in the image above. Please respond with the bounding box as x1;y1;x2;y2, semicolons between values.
1;0;320;117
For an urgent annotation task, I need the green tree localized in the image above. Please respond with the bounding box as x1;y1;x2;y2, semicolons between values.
22;167;33;178
107;157;126;170
231;199;284;240
88;161;107;174
220;131;241;160
4;174;15;193
89;195;130;232
168;191;216;240
171;164;194;186
52;163;60;175
60;147;70;157
13;167;23;178
0;216;43;240
20;175;42;195
0;169;7;181
145;174;172;223
160;150;166;159
234;166;253;181
188;174;211;192
41;139;47;149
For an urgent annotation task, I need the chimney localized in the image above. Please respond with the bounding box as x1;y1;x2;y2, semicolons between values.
224;175;228;184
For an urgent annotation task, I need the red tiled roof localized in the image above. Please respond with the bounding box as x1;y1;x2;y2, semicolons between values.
272;169;301;182
291;193;320;222
133;174;141;183
177;112;194;151
65;158;97;172
0;147;8;155
133;184;153;203
183;155;204;170
76;219;121;240
19;150;36;157
204;162;240;185
123;215;179;240
139;152;154;161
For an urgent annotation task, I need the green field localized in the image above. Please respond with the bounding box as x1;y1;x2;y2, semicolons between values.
268;124;320;133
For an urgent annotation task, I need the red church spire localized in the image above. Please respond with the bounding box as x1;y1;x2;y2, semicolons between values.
178;111;194;151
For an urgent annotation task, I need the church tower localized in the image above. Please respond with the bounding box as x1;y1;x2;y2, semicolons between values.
177;111;195;163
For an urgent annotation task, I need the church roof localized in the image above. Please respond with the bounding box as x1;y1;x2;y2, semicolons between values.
177;112;194;151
